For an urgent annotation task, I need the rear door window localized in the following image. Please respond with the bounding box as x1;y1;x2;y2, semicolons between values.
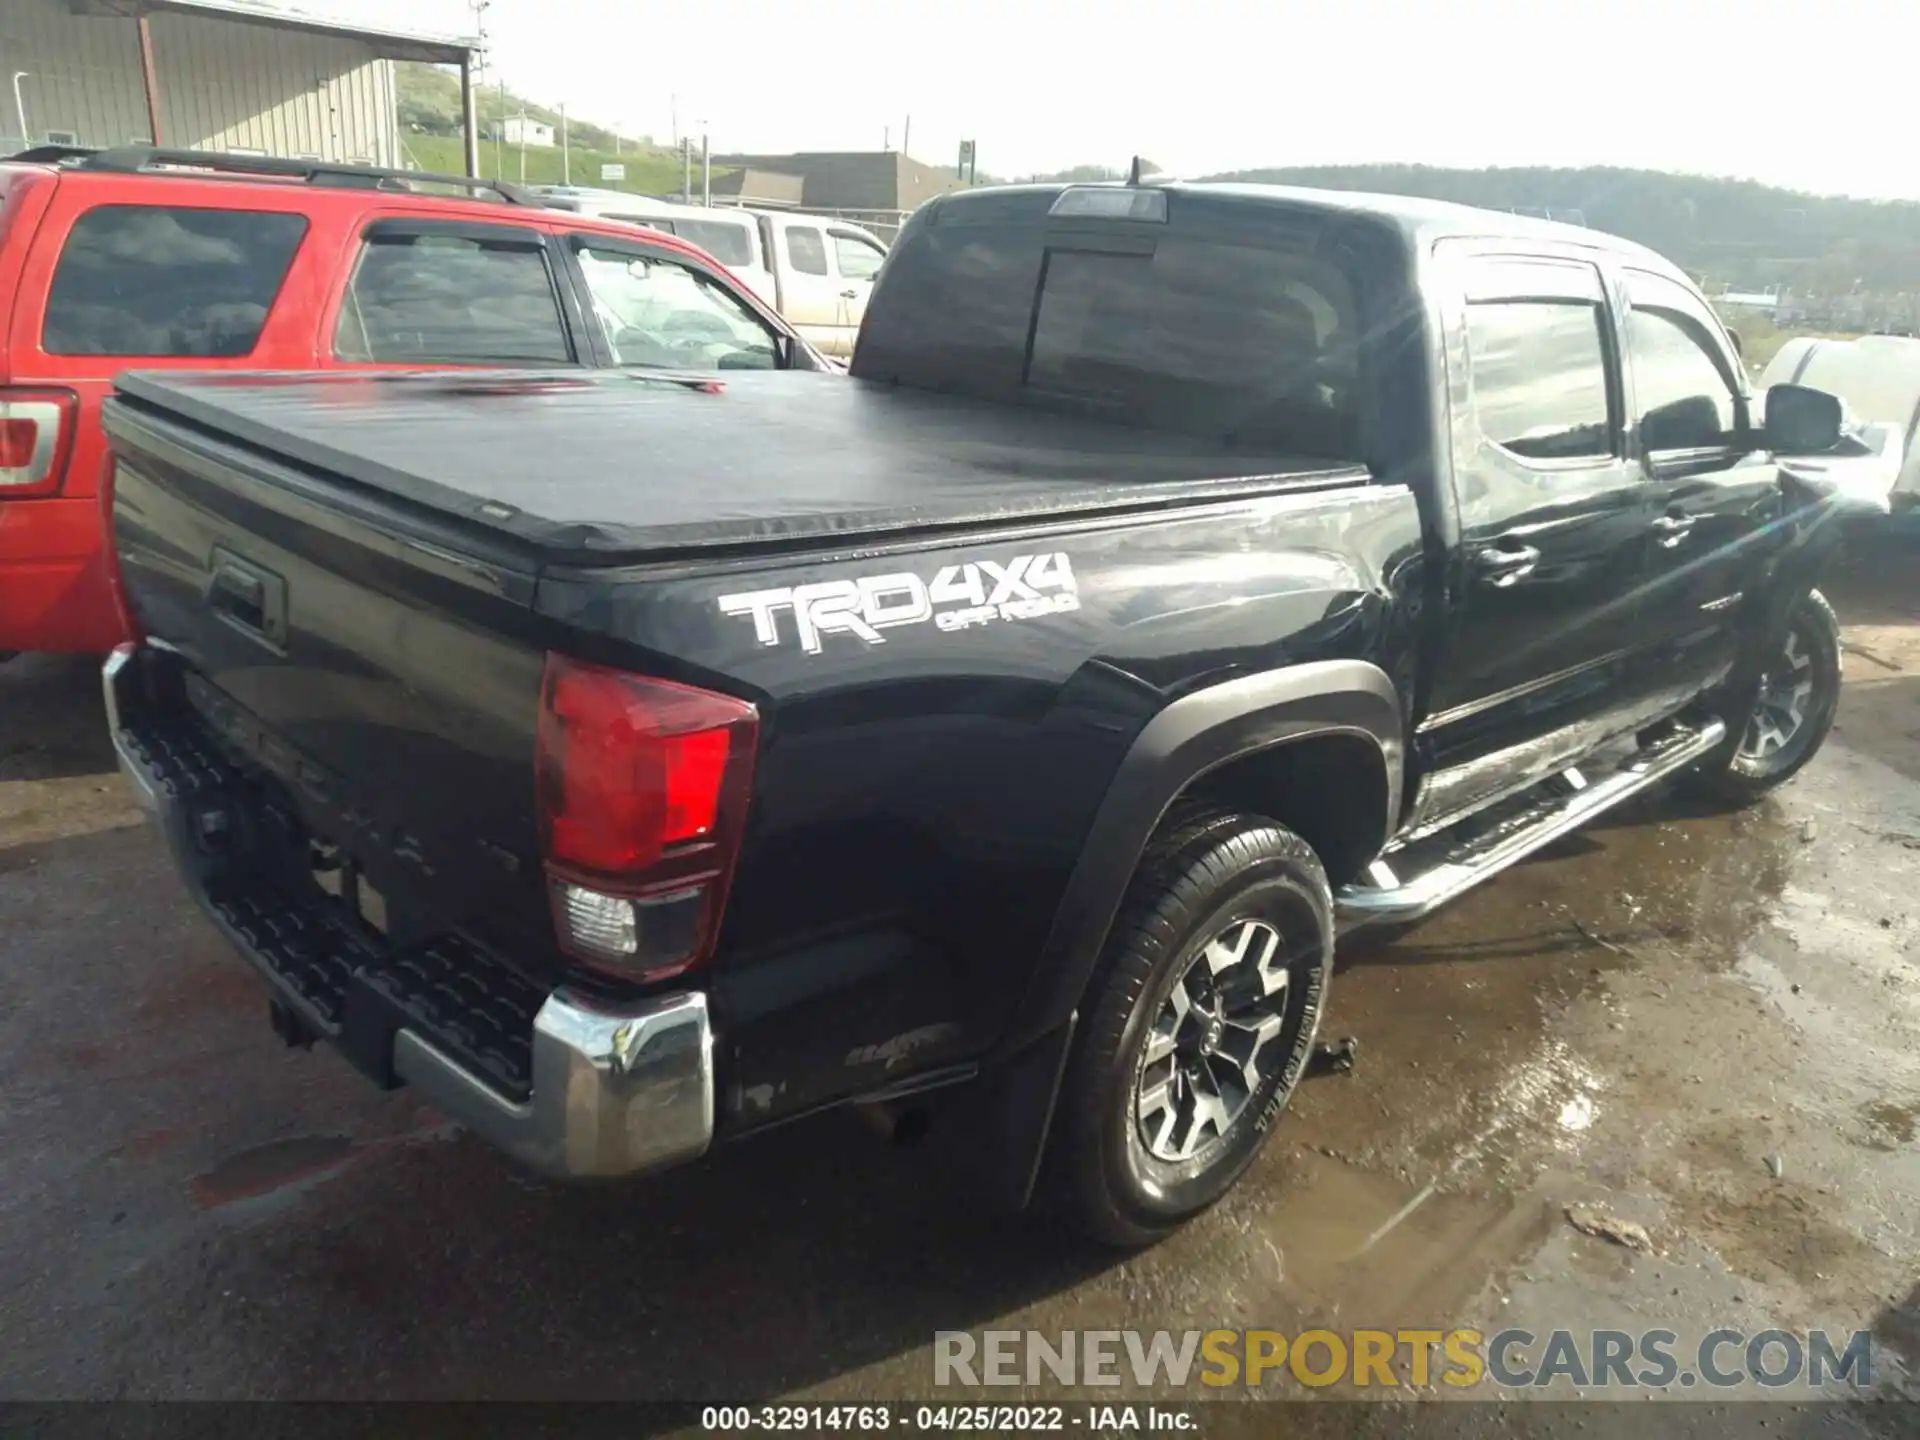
786;225;829;276
1465;301;1615;461
42;205;308;357
333;230;573;365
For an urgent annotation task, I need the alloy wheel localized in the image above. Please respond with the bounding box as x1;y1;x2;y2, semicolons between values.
1134;918;1295;1163
1739;627;1815;763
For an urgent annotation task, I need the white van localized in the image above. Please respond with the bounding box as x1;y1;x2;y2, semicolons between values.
529;189;889;359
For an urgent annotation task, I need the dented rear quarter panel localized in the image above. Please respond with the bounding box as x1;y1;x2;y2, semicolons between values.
536;480;1425;1127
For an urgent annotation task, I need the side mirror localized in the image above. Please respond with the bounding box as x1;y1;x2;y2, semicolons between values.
1641;394;1724;452
1765;383;1844;455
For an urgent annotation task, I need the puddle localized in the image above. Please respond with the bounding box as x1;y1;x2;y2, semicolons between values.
1252;1151;1558;1323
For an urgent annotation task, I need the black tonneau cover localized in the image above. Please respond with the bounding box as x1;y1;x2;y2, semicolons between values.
109;368;1370;565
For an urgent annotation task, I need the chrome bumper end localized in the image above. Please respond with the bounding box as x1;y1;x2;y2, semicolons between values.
103;642;160;816
394;989;715;1180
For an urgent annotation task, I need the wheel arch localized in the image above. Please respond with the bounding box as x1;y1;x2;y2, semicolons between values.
1004;659;1402;1061
978;660;1401;1209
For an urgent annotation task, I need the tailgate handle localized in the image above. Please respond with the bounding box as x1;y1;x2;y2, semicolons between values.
207;550;287;649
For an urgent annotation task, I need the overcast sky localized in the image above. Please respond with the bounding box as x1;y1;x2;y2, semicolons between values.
317;0;1920;200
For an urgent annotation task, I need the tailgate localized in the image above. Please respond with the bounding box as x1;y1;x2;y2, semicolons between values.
102;392;561;977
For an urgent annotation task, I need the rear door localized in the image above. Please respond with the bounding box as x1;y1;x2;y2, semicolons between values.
1412;246;1652;830
1622;268;1786;696
770;218;848;355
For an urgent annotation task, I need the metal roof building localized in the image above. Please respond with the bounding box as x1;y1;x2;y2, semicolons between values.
2;0;480;170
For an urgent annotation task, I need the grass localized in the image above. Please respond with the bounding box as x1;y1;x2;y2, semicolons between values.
401;133;723;197
1722;315;1857;375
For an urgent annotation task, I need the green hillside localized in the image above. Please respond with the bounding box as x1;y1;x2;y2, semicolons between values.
395;62;716;196
1195;163;1920;294
402;133;710;196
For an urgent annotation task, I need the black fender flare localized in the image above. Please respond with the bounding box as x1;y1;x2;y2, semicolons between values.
980;659;1403;1207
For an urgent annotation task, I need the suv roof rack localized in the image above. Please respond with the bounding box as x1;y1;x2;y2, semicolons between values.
7;143;102;165
13;144;533;205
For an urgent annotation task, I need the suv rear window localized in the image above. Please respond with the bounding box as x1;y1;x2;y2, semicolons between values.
43;205;308;357
334;233;572;365
853;215;1364;458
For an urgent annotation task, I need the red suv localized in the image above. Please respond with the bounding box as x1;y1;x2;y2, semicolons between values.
0;146;828;656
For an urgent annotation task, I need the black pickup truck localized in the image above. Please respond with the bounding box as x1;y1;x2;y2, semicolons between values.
101;180;1853;1246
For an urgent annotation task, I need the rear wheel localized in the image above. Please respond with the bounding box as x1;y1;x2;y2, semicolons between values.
1685;589;1841;802
1056;809;1332;1249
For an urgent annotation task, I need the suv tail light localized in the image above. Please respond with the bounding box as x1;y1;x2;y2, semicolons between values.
535;654;759;981
0;389;77;498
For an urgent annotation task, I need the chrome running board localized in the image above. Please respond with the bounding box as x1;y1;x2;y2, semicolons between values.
1336;716;1727;930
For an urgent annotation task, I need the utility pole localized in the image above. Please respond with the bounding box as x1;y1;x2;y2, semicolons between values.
11;72;29;151
560;101;569;185
681;136;691;201
701;128;710;207
495;79;504;179
517;109;527;184
883;124;889;152
902;115;911;157
465;0;490;177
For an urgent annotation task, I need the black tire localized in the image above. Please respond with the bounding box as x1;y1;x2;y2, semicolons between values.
1056;808;1332;1249
1683;589;1842;803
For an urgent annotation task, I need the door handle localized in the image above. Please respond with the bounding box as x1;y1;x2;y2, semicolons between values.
1474;544;1540;588
1651;512;1696;548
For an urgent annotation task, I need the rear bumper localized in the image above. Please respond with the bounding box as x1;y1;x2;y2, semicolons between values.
0;497;129;653
103;644;714;1180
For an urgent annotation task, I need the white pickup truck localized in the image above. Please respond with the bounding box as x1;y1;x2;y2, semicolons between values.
531;187;888;359
1758;334;1920;519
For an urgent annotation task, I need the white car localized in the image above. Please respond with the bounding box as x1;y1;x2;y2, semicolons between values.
529;188;888;360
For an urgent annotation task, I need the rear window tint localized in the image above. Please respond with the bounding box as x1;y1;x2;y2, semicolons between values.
673;219;754;267
858;222;1364;458
334;234;572;365
43;205;307;357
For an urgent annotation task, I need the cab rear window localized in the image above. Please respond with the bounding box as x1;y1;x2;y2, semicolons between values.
42;205;308;357
855;214;1365;458
673;219;754;268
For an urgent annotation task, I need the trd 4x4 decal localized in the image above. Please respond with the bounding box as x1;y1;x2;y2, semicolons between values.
718;551;1079;654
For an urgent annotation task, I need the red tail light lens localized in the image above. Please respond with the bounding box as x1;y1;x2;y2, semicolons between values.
0;390;78;498
535;655;758;980
0;418;36;467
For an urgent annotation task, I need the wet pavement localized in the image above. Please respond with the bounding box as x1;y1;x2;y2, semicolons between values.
0;544;1916;1427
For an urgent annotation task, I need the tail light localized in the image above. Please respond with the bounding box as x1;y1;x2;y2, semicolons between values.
535;654;758;982
0;389;77;498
